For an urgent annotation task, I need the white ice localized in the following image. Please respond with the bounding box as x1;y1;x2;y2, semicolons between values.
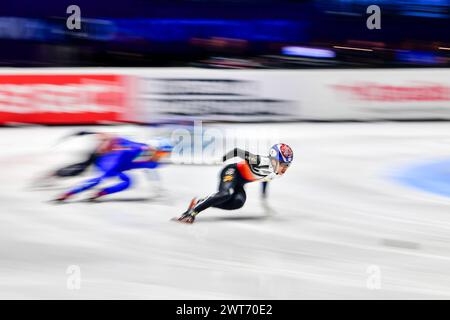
1;122;450;299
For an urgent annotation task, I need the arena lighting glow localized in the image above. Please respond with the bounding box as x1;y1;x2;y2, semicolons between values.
282;46;336;58
333;46;373;52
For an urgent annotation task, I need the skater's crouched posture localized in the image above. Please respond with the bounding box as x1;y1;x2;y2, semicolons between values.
176;143;293;223
54;133;172;202
50;131;117;179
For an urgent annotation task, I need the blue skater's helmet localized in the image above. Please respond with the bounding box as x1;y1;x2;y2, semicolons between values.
269;143;293;166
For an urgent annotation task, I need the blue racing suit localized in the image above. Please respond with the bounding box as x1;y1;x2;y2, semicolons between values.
65;137;166;198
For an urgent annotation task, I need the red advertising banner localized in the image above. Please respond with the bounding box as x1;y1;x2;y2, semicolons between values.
332;83;450;102
0;74;128;124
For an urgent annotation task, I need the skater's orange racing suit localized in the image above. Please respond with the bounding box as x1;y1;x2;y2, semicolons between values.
222;148;277;183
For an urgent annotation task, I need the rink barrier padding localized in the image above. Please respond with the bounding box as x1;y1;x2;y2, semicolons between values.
0;68;449;125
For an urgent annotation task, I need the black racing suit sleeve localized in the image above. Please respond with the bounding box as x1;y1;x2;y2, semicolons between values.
54;149;98;178
222;148;260;165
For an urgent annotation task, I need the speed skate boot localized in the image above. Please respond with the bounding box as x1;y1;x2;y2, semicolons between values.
86;191;107;202
176;198;199;224
52;191;74;203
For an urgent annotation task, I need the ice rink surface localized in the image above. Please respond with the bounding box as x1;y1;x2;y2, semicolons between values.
1;122;450;299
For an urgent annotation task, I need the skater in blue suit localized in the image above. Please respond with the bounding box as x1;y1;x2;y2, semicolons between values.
53;132;173;202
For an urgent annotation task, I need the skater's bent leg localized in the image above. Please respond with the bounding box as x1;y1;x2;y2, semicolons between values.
98;173;131;196
213;189;246;210
192;189;235;214
64;176;103;197
179;163;243;220
190;164;242;216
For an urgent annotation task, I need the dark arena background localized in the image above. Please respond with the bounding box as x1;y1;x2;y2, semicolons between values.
0;0;449;302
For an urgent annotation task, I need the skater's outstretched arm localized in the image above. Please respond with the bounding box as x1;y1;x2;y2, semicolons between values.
222;148;260;165
53;150;98;178
261;181;269;199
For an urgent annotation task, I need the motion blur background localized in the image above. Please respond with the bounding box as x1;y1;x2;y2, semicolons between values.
0;1;450;299
0;0;448;68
